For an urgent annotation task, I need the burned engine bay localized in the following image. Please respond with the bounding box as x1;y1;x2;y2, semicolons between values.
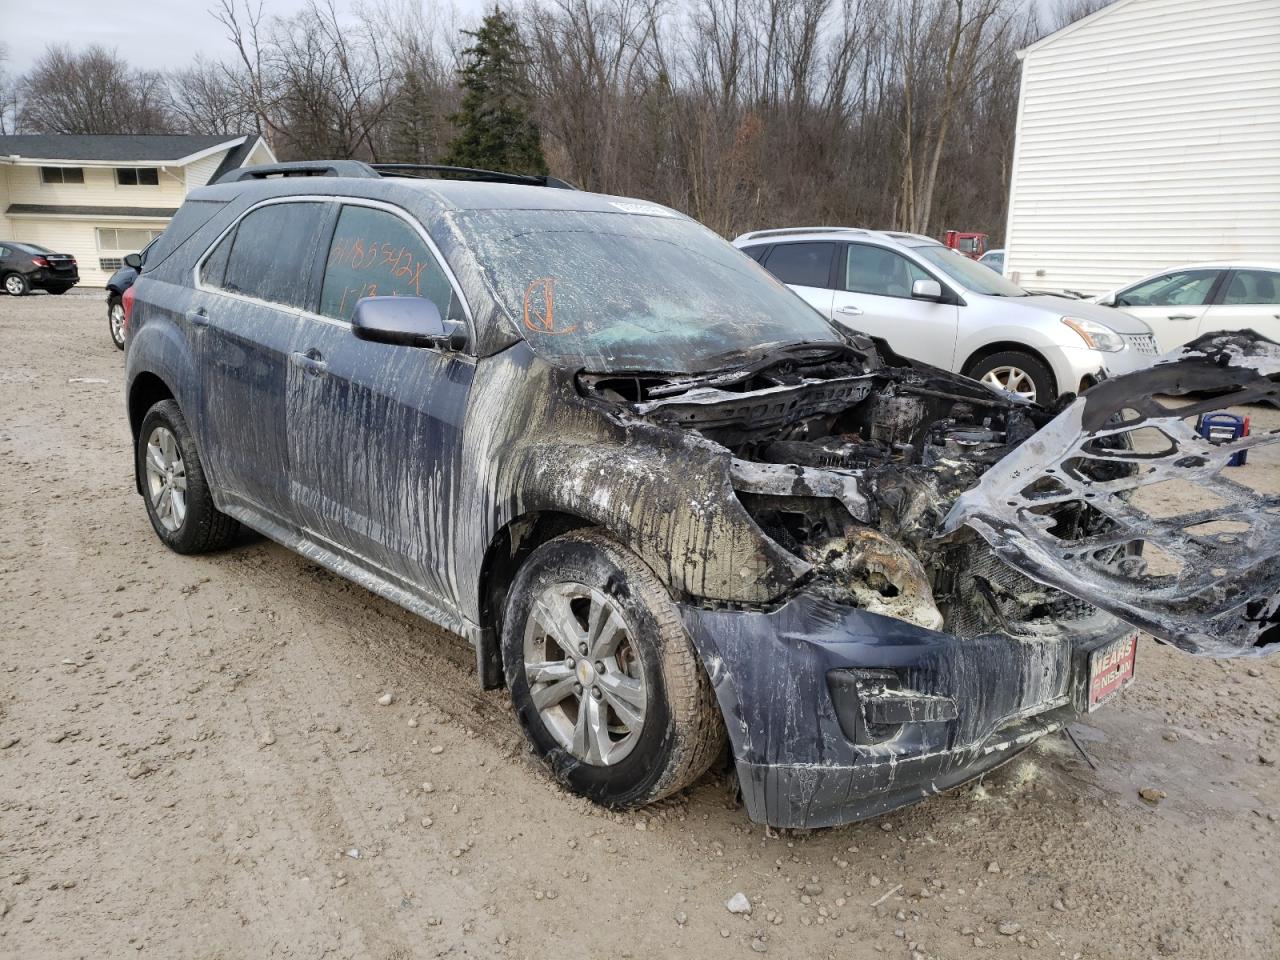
579;332;1280;657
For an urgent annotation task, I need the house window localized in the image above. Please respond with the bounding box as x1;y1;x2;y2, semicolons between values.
40;167;85;184
96;227;165;251
116;168;160;186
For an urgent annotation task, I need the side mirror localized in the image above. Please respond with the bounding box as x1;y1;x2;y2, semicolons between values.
911;278;944;302
123;252;142;270
1098;291;1117;307
351;296;464;350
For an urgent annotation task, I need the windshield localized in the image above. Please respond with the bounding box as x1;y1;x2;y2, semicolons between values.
913;244;1027;296
453;208;843;372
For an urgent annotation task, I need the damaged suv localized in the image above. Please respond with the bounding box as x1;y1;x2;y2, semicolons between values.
123;161;1280;828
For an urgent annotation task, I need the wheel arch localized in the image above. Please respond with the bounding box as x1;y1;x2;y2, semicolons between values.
960;341;1058;397
474;510;597;689
128;372;178;494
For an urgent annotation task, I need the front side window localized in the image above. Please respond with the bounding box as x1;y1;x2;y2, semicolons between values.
762;242;835;288
319;205;463;323
1220;269;1279;306
844;244;932;298
40;167;84;184
117;168;160;186
1117;270;1218;307
218;201;328;310
449;208;842;373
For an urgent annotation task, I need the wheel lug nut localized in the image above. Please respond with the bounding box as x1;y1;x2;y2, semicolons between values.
594;661;604;673
578;643;588;655
573;682;583;695
591;686;603;700
564;657;574;668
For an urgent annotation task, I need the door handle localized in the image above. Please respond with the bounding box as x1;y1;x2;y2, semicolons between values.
290;350;328;377
835;305;864;316
1167;314;1197;321
186;308;210;327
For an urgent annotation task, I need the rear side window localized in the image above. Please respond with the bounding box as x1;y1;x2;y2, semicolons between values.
762;242;834;288
221;202;327;310
1221;269;1279;305
319;204;463;323
200;230;234;287
740;245;769;263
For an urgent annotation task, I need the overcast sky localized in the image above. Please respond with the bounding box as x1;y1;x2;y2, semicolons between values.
3;0;492;74
5;0;1058;75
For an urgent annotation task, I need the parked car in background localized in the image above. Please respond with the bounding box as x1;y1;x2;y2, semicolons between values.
106;243;153;350
0;241;78;296
123;161;1280;829
978;248;1004;273
735;227;1157;404
1092;263;1280;354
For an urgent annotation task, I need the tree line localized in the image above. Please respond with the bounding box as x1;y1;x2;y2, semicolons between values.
0;0;1110;242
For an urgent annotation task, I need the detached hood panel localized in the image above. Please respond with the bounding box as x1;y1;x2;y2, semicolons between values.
943;332;1280;657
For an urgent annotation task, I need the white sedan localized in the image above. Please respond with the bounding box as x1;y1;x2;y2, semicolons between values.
1093;262;1280;353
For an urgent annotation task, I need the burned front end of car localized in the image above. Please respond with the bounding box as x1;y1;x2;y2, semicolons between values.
579;331;1280;828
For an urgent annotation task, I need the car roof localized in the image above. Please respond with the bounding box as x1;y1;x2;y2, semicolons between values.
188;171;690;222
732;227;942;248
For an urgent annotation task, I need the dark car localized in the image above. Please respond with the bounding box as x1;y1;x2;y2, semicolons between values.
0;241;78;296
106;247;149;349
122;161;1280;828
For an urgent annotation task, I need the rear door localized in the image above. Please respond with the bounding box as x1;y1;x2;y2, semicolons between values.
286;201;474;609
758;242;836;316
831;242;959;369
192;198;332;523
1112;268;1223;353
1198;268;1280;345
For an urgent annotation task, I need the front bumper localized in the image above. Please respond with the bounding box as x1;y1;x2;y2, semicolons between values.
681;592;1128;828
1049;344;1153;396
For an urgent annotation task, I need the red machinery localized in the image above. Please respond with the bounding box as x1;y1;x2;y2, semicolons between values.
943;230;988;260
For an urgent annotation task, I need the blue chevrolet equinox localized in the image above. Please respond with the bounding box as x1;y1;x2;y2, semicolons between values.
122;160;1280;827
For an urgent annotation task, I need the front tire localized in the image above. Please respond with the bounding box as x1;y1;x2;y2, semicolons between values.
502;529;724;809
968;350;1055;404
108;297;126;349
4;273;29;296
136;399;239;554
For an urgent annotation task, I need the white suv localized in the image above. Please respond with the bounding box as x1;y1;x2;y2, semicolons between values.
735;227;1156;403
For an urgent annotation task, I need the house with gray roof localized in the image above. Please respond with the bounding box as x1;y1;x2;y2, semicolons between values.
0;133;275;284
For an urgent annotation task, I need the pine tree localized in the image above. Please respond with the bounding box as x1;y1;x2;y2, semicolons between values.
443;9;548;176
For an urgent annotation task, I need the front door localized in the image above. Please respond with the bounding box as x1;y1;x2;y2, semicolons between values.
1198;268;1280;345
192;199;331;522
1112;268;1223;353
286;202;474;609
831;242;959;369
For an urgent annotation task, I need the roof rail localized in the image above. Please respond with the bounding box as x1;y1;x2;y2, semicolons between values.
215;160;378;184
370;163;578;190
733;226;864;243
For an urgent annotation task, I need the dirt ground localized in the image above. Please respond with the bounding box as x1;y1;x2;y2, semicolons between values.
2;293;1278;960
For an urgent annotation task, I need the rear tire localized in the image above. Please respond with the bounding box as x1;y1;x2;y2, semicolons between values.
108;296;126;349
4;273;29;296
136;399;240;554
502;529;724;809
967;350;1055;404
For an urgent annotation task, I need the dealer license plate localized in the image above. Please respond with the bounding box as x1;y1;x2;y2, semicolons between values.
1088;631;1138;711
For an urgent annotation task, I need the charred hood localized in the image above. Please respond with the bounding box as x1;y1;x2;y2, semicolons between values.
579;331;1280;658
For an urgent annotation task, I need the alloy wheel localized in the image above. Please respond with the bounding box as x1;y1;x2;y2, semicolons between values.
110;303;126;344
144;426;188;532
5;275;24;296
980;365;1038;402
523;582;648;765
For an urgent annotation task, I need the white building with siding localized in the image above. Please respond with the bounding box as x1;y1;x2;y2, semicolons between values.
0;134;275;285
1003;0;1280;296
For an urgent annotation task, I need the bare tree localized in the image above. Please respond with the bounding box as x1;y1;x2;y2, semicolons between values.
19;45;171;134
168;57;257;134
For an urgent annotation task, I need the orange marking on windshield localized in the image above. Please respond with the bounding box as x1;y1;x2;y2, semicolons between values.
523;277;574;335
